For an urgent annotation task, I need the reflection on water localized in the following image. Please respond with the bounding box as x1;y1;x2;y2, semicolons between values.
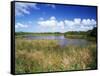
25;35;92;47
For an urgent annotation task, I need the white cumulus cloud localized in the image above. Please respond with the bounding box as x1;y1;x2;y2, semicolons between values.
64;18;96;31
38;16;64;29
57;21;65;29
37;16;65;32
38;16;57;27
81;19;96;26
37;16;96;32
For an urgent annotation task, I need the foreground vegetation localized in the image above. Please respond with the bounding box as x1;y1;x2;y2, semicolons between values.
15;38;97;74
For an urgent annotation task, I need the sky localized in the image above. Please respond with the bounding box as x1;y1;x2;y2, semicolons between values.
15;2;97;33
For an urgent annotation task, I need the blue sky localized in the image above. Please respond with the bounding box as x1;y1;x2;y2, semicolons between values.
15;2;97;33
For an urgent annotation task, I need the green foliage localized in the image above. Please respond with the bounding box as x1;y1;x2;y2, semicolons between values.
15;32;63;36
64;27;97;40
87;27;97;37
64;31;87;35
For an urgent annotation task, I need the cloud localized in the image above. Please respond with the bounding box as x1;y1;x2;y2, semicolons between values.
64;18;96;31
82;19;96;26
15;2;39;16
57;21;64;29
37;16;96;32
15;23;28;28
47;4;56;9
38;16;56;27
50;16;56;20
51;4;56;8
38;17;57;27
37;16;64;32
74;18;81;25
39;17;44;20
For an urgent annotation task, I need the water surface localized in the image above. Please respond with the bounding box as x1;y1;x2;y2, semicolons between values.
25;35;92;47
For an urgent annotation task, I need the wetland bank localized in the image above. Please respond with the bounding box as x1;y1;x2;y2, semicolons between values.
15;29;97;73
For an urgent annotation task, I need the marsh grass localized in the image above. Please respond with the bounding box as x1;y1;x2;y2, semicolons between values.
64;35;96;41
15;38;97;74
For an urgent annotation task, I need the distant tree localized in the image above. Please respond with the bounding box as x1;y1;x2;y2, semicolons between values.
90;27;97;37
87;27;97;37
64;31;87;35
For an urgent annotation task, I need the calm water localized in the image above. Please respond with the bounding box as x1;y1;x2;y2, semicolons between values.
25;35;92;47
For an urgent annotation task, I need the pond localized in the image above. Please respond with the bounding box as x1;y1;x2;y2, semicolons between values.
25;35;92;47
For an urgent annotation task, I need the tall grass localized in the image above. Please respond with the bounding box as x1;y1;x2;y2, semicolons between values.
15;38;97;74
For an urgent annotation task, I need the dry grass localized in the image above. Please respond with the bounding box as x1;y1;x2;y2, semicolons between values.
15;38;97;74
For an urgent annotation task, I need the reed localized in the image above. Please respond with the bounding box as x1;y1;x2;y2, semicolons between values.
15;38;97;74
